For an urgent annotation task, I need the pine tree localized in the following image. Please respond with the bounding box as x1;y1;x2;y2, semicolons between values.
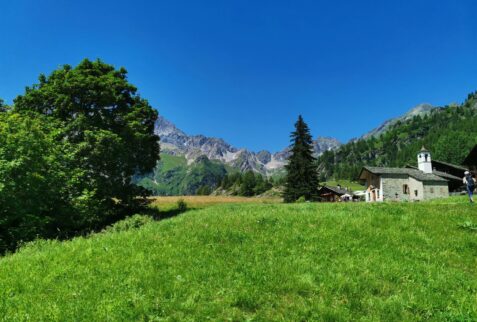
283;115;320;202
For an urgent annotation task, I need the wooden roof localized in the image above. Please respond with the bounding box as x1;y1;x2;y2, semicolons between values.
463;145;477;166
318;185;349;196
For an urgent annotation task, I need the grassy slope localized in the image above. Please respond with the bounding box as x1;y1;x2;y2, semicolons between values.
322;179;365;191
1;200;477;321
137;154;188;195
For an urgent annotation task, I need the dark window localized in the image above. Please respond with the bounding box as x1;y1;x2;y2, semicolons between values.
414;190;418;197
403;184;409;194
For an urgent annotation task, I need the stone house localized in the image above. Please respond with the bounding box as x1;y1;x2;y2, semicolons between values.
359;148;449;202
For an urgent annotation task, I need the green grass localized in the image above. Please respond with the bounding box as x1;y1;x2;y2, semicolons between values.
323;179;365;191
1;201;476;321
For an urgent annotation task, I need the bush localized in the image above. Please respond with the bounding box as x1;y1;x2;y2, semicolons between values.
104;214;154;233
295;196;307;203
177;199;188;212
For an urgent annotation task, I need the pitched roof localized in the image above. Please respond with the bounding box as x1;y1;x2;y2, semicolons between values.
432;170;461;181
433;159;468;171
405;164;462;182
463;145;477;166
361;166;447;182
318;185;349;196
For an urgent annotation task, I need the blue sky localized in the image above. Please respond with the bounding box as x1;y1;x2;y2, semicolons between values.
1;1;476;152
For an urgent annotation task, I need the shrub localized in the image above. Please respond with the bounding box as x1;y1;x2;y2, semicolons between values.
177;199;188;212
104;214;154;233
296;196;307;203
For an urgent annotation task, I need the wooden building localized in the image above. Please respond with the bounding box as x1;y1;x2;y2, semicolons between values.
463;145;477;173
318;186;353;202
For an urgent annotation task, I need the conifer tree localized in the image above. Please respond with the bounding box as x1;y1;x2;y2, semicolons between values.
283;115;320;202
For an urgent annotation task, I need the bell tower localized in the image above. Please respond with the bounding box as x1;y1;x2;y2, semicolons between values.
417;146;432;173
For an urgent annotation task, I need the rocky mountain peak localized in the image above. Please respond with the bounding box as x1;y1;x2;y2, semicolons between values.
154;115;341;174
359;103;435;140
403;103;434;119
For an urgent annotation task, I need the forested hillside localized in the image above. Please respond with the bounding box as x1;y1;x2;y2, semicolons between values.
136;154;228;195
318;91;477;180
136;154;278;196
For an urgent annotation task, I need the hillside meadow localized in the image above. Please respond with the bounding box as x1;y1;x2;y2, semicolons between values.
0;198;476;321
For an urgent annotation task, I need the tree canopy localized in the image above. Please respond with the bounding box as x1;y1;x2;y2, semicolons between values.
0;112;73;251
0;59;160;252
14;59;160;207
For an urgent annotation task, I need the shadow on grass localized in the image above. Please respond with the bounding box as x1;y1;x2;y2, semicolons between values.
141;203;191;221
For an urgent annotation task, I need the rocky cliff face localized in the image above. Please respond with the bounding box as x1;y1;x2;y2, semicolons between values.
155;115;341;174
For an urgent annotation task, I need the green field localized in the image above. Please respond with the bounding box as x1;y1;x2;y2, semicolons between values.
322;179;365;191
1;199;476;321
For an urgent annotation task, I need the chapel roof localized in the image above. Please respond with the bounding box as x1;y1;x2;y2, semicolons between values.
360;166;448;182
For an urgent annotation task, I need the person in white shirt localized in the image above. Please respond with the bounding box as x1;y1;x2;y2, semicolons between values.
463;171;475;203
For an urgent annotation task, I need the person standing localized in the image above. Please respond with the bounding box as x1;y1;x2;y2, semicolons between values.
463;171;475;203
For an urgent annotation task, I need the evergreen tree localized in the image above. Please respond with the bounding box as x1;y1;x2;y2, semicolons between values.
283;115;320;202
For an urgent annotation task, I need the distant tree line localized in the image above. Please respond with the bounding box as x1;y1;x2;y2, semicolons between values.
0;59;159;253
217;171;275;196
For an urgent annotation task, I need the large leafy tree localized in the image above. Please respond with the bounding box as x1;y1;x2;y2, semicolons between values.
14;59;160;218
284;115;319;202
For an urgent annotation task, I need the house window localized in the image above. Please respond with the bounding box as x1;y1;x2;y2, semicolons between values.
430;187;434;193
414;190;418;197
403;184;409;194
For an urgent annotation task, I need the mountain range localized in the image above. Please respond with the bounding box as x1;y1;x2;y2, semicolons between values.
155;115;341;174
155;103;437;173
138;102;441;195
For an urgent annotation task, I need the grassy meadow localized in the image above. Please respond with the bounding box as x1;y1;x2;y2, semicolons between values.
150;195;281;210
1;198;476;321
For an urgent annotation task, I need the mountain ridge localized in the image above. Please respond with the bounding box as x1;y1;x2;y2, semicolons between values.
141;100;469;195
155;115;341;174
356;103;435;141
155;102;436;173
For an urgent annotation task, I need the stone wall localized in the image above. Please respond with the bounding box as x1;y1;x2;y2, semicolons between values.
381;175;448;201
422;182;449;200
381;175;411;201
408;177;424;201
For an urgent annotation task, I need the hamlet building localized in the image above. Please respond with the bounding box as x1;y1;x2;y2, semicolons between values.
359;147;450;202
